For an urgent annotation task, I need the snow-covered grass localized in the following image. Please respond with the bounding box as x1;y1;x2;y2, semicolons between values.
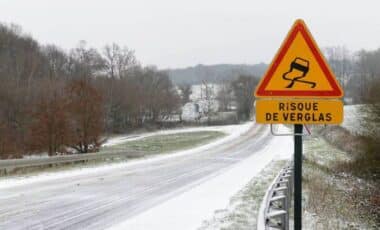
342;104;367;135
343;104;380;136
102;123;248;147
103;131;225;154
198;160;288;230
304;136;351;168
0;122;253;189
109;125;293;230
302;135;376;229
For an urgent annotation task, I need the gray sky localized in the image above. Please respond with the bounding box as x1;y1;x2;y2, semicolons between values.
1;0;380;69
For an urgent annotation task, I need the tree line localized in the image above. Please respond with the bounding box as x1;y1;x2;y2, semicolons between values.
323;46;380;103
0;23;180;158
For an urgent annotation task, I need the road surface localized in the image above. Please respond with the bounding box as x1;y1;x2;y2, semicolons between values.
0;123;273;230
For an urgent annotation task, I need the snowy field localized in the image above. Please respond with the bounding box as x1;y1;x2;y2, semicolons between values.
103;124;245;147
107;131;225;153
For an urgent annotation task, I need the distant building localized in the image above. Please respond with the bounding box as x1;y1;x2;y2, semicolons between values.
182;102;201;122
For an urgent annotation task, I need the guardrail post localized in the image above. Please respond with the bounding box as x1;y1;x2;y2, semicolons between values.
260;163;293;230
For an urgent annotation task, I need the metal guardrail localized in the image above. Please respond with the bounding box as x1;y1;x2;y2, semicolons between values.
260;164;294;230
0;149;143;174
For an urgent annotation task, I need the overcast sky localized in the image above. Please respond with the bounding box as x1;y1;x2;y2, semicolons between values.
1;0;380;69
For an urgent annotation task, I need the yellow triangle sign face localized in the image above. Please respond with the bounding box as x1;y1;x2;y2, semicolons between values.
255;19;343;98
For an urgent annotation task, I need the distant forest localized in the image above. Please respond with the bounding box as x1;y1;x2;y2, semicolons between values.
168;47;380;105
167;64;266;85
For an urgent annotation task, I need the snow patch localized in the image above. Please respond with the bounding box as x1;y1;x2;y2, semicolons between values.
103;123;250;147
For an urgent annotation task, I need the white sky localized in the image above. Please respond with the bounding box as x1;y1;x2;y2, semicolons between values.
1;0;380;69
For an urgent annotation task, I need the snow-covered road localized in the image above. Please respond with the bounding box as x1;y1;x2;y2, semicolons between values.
0;123;292;230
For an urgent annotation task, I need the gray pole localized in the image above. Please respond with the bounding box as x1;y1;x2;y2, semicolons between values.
294;124;303;230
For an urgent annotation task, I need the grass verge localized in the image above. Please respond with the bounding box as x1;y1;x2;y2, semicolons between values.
102;131;225;154
303;135;379;229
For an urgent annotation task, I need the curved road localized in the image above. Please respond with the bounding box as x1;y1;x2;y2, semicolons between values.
0;123;273;230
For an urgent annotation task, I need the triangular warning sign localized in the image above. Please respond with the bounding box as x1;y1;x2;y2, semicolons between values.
255;19;343;98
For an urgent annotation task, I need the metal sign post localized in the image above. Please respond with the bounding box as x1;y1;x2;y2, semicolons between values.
294;124;303;230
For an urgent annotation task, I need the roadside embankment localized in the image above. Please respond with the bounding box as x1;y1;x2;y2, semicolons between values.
303;124;379;229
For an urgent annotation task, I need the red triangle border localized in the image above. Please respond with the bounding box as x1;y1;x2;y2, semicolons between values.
255;20;343;98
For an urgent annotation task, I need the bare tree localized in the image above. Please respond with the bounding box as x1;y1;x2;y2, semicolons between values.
142;68;180;122
66;80;104;153
217;81;233;111
202;80;216;124
68;40;105;78
350;49;380;102
103;43;137;79
101;43;138;131
42;45;70;79
29;80;69;155
178;84;192;105
231;75;259;120
324;46;353;93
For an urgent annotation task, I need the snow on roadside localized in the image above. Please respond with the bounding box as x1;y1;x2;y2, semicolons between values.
109;125;293;230
199;160;287;230
22;153;50;159
0;122;253;189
